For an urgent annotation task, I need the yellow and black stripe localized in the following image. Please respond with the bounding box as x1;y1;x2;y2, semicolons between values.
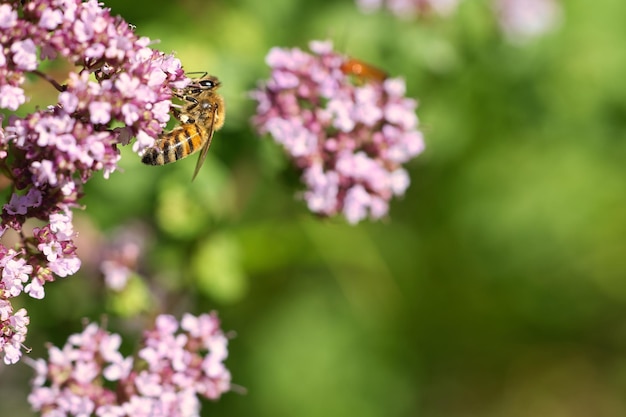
142;125;206;166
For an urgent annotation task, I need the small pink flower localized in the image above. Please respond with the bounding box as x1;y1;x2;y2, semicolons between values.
0;299;12;321
0;4;17;28
3;188;43;216
494;0;561;42
103;355;133;381
4;193;29;216
24;278;45;299
135;371;163;397
89;101;113;124
49;211;75;241
1;306;30;364
100;261;132;291
49;255;81;277
116;73;141;96
39;8;64;30
343;184;372;224
11;39;38;71
356;0;461;17
133;130;156;153
0;85;26;111
2;258;33;296
73;360;100;384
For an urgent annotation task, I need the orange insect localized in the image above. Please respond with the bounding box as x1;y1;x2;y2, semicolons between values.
340;58;388;83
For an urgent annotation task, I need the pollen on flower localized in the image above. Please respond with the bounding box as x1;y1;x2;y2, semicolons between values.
251;40;425;224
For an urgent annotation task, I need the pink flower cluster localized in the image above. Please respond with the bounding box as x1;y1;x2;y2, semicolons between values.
355;0;562;42
251;41;424;224
0;0;189;364
356;0;460;18
28;313;231;417
493;0;561;42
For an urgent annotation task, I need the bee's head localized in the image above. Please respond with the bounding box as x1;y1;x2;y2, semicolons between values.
197;76;220;91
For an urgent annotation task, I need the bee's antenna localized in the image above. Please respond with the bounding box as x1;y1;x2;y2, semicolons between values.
185;71;208;78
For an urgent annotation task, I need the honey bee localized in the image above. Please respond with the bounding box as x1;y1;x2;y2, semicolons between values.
142;74;225;180
340;58;388;83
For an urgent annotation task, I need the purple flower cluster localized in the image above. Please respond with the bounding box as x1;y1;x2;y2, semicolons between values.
356;0;460;18
28;313;231;417
251;41;424;224
0;0;189;364
493;0;561;42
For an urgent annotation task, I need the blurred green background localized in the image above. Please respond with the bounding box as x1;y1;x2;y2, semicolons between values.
4;0;626;416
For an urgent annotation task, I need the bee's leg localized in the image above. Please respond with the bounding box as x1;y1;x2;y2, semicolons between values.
183;97;199;114
171;106;195;124
174;91;199;105
173;91;200;114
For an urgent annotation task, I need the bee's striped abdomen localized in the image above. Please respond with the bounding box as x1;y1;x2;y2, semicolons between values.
141;125;205;166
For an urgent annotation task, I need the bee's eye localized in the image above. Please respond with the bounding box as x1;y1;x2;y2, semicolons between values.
199;80;214;89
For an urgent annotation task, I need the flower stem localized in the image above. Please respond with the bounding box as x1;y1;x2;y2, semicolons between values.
30;70;67;93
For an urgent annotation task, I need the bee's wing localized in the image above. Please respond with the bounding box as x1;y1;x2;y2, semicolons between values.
191;105;218;181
